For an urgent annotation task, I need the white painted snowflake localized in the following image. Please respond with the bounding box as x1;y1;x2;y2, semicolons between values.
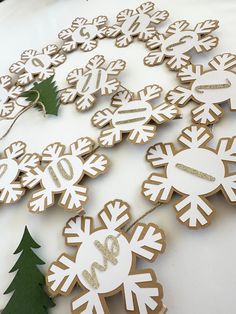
144;20;219;70
58;16;108;52
61;55;126;111
21;137;109;213
0;75;23;118
0;141;39;204
9;45;66;86
92;85;177;147
142;125;236;228
106;2;169;47
47;199;165;313
166;53;236;124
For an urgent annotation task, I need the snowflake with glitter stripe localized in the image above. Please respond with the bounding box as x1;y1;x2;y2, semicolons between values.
166;53;236;124
9;45;66;86
92;85;177;147
21;137;109;213
47;199;165;314
106;2;169;47
142;124;236;228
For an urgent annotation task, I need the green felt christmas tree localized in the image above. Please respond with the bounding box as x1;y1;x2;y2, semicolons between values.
2;226;55;314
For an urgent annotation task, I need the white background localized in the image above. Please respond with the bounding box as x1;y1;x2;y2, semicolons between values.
0;0;236;313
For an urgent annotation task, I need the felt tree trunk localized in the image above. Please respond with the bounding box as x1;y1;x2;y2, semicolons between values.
2;226;55;314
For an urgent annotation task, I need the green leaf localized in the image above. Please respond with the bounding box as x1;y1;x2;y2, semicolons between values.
22;76;60;116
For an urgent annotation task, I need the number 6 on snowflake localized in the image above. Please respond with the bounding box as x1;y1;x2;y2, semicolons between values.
21;137;109;212
142;124;236;229
46;199;166;314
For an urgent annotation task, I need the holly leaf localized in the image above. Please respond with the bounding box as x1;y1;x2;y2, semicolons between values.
21;76;60;115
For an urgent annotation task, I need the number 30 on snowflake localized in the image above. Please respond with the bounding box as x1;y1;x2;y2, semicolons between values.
21;137;109;212
46;200;165;313
142;125;236;228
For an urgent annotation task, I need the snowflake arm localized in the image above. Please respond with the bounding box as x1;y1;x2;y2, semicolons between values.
91;108;113;128
98;127;122;147
47;254;78;295
221;175;236;203
166;86;192;106
123;271;162;313
18;153;40;172
0;183;24;204
112;90;132;107
146;143;175;167
0;75;11;88
194;20;219;34
86;55;105;71
150;10;169;24
178;125;212;148
130;223;165;261
42;143;65;162
216;137;236;162
70;137;94;157
4;141;26;159
106;59;126;75
21;167;43;188
166;20;190;34
209;53;236;71
177;64;203;82
72;291;105;314
28;188;53;212
59;185;88;211
127;125;156;144
99;199;131;230
138;85;162;101
175;195;214;228
42;44;58;55
64;216;93;245
142;173;173;203
67;68;84;84
83;154;109;177
151;102;177;123
194;35;218;53
146;33;165;49
9;61;25;74
192;103;223;125
60;87;78;103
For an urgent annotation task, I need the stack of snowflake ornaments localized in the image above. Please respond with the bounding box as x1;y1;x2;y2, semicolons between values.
1;1;236;313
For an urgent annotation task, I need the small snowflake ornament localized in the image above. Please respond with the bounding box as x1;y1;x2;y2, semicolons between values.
61;55;126;111
21;137;109;213
0;141;39;204
92;85;178;147
166;53;236;124
144;20;219;71
106;2;169;47
58;16;108;52
142;124;236;228
9;45;66;86
0;75;23;118
47;199;165;314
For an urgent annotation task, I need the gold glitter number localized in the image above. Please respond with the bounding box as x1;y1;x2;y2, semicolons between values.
166;35;193;51
176;163;216;182
32;58;45;68
48;158;74;188
82;235;120;289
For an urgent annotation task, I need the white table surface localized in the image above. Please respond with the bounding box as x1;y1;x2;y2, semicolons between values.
0;0;236;313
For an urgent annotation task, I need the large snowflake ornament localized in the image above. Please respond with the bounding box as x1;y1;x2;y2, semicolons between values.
47;199;165;313
92;85;177;147
0;75;23;118
0;141;39;204
106;2;169;48
21;137;109;213
61;55;126;111
58;16;108;53
142;125;236;229
166;53;236;124
9;45;66;86
144;20;219;71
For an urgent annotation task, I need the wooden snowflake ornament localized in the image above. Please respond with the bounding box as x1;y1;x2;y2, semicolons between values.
106;2;169;47
9;45;66;86
0;75;23;118
58;16;108;52
61;55;126;111
21;137;109;213
142;125;236;229
166;53;236;124
0;141;39;204
144;20;219;70
92;85;178;147
47;199;165;314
